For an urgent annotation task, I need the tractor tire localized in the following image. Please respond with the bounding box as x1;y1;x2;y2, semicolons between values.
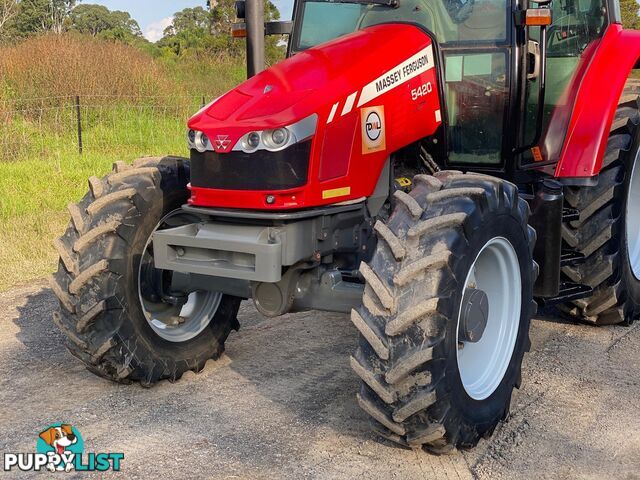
50;156;241;386
560;97;640;325
351;171;537;452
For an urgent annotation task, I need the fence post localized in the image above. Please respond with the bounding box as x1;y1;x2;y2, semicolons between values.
75;95;83;155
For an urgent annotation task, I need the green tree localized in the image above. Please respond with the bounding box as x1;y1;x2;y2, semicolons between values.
207;0;279;34
206;0;282;60
7;0;77;38
49;0;76;33
0;0;19;36
69;4;141;38
158;1;283;60
207;0;234;34
620;0;640;29
166;6;210;35
157;6;210;56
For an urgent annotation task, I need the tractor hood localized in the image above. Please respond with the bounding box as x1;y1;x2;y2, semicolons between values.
188;23;437;153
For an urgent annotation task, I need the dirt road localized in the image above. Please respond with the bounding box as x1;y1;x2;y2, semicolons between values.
1;281;639;479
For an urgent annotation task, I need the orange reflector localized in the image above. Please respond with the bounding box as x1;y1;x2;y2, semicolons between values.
231;23;247;38
525;8;552;26
531;146;544;162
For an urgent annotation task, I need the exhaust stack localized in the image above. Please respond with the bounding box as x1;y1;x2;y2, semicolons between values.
245;0;265;77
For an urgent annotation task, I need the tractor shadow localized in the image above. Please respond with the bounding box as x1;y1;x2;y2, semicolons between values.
9;284;69;367
9;287;442;476
7;287;372;449
9;285;625;477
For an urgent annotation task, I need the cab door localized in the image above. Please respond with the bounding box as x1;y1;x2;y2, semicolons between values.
440;0;513;168
522;0;609;166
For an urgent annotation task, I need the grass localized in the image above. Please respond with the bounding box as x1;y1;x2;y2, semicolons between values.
0;34;248;291
0;109;193;291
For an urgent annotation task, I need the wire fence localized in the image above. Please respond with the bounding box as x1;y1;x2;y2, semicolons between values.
0;95;207;163
5;79;639;164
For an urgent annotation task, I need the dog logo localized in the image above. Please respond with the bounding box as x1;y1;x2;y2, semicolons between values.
215;135;232;150
37;424;81;472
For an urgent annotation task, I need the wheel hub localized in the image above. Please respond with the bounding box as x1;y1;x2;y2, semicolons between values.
459;288;489;343
137;210;223;343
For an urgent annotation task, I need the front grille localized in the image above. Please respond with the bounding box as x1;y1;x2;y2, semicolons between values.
190;141;311;191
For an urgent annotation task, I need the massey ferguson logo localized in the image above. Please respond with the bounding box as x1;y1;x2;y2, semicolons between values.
214;135;231;150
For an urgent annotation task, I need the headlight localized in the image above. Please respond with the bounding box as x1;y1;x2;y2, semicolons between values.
234;114;318;153
243;132;261;151
194;131;210;153
263;128;290;149
187;129;210;153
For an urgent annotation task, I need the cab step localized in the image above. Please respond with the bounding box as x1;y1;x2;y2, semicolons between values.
538;282;593;307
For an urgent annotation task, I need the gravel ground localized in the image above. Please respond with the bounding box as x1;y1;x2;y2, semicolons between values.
1;281;639;479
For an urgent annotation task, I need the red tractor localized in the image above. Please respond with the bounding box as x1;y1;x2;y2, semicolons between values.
51;0;640;453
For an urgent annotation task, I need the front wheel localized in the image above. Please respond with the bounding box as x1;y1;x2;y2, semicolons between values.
351;172;537;452
50;157;241;386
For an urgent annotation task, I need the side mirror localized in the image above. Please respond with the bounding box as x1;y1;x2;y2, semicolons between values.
233;0;291;37
235;0;246;19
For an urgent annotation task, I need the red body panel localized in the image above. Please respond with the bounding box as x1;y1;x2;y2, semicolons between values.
188;23;442;210
554;24;640;178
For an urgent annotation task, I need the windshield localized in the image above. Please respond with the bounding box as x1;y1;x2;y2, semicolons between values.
294;0;508;51
297;3;367;50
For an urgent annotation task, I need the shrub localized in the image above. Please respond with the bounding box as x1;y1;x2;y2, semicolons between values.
0;32;176;106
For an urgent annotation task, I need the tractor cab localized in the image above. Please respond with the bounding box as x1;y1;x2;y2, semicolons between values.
291;0;511;167
285;0;613;172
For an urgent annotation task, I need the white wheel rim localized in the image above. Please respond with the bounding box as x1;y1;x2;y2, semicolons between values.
144;291;223;343
626;151;640;279
137;210;223;343
456;237;522;401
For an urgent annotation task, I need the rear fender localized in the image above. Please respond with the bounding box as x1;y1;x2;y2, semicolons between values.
554;24;640;178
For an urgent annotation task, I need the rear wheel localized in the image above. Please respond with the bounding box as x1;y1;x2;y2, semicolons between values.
50;157;241;386
560;97;640;325
351;172;537;452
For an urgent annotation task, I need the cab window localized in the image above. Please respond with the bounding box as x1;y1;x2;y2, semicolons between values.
297;3;366;50
294;0;510;50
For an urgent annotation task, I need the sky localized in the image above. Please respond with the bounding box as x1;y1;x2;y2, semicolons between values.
91;0;295;42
